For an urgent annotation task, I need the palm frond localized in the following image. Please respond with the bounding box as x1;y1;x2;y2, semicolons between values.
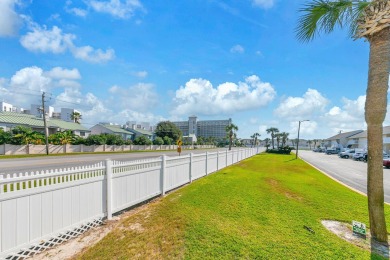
296;0;367;42
349;1;371;38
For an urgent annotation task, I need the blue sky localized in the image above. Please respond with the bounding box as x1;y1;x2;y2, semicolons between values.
0;0;383;140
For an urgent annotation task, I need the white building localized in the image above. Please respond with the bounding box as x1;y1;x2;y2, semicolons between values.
0;101;13;112
61;108;80;122
30;104;54;118
172;116;232;139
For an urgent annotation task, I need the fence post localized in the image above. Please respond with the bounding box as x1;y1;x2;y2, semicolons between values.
217;151;219;170
226;150;228;166
190;153;193;183
205;152;209;175
161;155;166;195
105;159;113;220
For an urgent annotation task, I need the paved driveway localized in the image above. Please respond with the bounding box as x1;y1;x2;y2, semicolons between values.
298;150;390;203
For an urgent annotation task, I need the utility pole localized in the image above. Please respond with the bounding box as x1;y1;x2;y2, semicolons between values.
42;92;49;155
295;120;309;159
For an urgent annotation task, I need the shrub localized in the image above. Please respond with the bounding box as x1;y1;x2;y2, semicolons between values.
153;137;164;145
266;146;292;155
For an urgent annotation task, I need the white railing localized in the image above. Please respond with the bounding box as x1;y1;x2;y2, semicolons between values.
0;148;261;258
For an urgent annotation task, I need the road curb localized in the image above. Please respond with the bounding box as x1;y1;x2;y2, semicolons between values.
299;156;390;206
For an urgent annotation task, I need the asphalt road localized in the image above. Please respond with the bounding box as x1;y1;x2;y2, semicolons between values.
0;148;237;175
298;150;390;203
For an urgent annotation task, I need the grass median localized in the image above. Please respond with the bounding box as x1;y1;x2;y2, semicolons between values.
76;153;390;259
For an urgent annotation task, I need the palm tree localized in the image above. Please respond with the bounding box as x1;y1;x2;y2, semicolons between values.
280;132;289;147
250;134;255;147
253;132;261;147
70;111;82;124
307;140;313;150
225;123;238;151
275;133;281;148
264;138;271;149
266;127;279;149
297;0;389;243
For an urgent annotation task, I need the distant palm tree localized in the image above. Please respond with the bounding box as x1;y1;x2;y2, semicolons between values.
253;132;260;147
70;111;82;124
226;123;238;151
250;134;255;147
297;0;389;242
280;132;289;147
275;133;281;148
266;127;279;149
307;140;313;150
264;138;271;149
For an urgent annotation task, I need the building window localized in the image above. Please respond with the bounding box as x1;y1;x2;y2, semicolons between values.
80;131;85;137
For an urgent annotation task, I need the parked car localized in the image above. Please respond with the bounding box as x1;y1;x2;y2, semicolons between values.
353;152;366;161
383;158;390;168
326;148;340;155
362;152;387;162
339;149;355;159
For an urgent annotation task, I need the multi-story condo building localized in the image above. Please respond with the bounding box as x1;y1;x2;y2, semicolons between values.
172;116;232;139
61;108;80;122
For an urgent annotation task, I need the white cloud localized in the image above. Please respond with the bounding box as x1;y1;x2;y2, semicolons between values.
133;70;148;78
20;26;73;54
230;44;244;54
89;0;144;19
45;67;81;80
70;45;115;63
0;0;21;37
274;88;329;119
1;66;167;127
252;0;275;9
255;50;263;56
1;66;83;108
289;120;318;137
20;24;115;63
65;0;88;17
324;95;366;132
172;75;276;116
108;83;159;112
69;7;88;17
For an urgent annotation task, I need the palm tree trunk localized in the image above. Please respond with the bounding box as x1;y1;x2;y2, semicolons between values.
229;132;232;151
365;27;390;243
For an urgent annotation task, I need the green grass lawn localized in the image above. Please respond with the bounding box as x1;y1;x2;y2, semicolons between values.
76;153;390;259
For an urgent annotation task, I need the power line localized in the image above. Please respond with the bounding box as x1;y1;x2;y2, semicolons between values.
0;88;94;109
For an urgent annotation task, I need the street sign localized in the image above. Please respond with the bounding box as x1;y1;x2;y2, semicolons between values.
352;221;366;237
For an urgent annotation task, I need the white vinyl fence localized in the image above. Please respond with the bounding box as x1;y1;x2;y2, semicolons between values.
0;148;260;259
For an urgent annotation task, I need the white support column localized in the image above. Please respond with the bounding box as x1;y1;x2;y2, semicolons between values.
105;159;113;220
161;155;167;195
190;153;193;183
205;152;209;175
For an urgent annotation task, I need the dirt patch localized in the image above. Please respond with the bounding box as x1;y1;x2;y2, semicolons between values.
266;178;303;202
31;198;160;260
322;220;389;258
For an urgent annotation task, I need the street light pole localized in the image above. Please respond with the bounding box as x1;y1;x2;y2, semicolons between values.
296;120;309;159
